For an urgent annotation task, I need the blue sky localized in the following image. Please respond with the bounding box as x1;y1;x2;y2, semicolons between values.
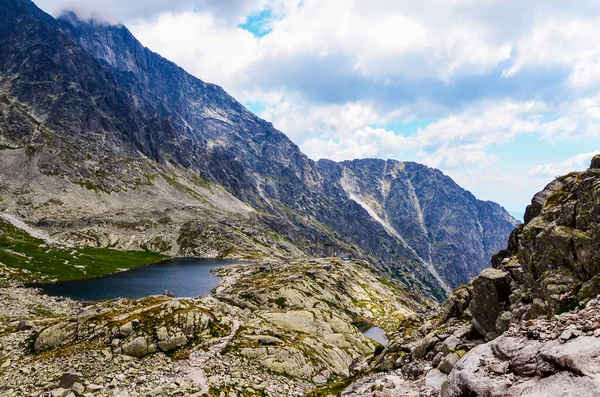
35;0;600;220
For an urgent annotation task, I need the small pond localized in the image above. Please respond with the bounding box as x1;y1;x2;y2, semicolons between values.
362;326;389;345
36;258;245;301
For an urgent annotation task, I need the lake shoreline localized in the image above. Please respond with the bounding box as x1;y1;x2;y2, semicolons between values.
32;258;248;301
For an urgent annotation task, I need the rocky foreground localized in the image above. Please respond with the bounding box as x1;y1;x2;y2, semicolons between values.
2;157;599;397
0;258;429;397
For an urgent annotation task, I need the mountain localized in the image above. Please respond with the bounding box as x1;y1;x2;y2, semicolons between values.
342;155;600;396
0;0;517;298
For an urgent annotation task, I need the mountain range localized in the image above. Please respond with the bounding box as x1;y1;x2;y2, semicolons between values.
0;0;517;299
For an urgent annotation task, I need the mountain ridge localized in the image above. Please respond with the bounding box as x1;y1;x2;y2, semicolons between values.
0;0;517;298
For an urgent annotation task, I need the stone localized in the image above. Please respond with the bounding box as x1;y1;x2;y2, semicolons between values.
425;369;447;391
438;352;460;374
34;322;77;352
59;373;82;389
119;322;133;338
591;154;600;169
469;268;511;340
87;384;103;392
445;334;600;397
16;320;34;331
122;337;148;358
156;328;188;352
559;329;580;341
72;383;85;396
411;333;439;359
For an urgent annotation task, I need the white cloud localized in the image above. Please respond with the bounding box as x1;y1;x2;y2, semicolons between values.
448;168;551;219
34;0;194;24
258;96;406;142
503;17;600;88
528;151;600;177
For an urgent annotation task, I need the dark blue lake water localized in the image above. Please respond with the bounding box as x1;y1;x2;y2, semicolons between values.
37;258;245;301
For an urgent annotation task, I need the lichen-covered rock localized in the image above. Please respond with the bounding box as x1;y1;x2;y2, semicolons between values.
34;322;77;352
591;154;600;169
469;268;511;340
121;337;149;358
156;327;188;352
445;325;600;396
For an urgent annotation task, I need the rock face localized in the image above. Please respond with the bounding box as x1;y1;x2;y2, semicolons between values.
439;155;600;396
339;157;600;397
0;0;516;298
469;268;511;340
445;299;600;397
334;159;517;289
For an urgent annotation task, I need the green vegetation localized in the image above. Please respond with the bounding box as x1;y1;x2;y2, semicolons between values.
161;172;207;202
545;189;568;208
0;219;164;282
72;179;111;194
272;297;288;309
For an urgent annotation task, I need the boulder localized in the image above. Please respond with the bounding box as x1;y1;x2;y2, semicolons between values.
438;352;460;374
156;327;188;352
444;334;600;397
58;373;81;389
118;322;133;338
121;336;148;358
425;369;447;391
34;322;77;352
469;268;511;340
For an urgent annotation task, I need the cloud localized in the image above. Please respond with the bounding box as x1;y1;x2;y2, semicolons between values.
33;0;276;24
448;168;551;220
34;0;195;24
130;12;261;89
528;151;600;177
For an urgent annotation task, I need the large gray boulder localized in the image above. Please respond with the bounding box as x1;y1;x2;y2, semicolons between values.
444;333;600;397
469;268;511;340
121;337;149;358
34;322;77;352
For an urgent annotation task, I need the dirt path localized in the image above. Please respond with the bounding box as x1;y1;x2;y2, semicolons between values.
178;319;241;395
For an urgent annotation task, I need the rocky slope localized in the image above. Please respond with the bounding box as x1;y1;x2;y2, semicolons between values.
0;257;431;396
0;0;516;298
329;159;515;288
338;155;600;396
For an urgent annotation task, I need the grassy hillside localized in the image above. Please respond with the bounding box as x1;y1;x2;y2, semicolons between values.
0;219;164;282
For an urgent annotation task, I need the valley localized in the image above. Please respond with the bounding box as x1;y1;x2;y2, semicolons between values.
3;1;599;396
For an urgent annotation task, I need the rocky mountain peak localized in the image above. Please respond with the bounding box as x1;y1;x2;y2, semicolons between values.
591;154;600;169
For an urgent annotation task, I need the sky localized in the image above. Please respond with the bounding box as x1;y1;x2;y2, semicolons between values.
35;0;600;220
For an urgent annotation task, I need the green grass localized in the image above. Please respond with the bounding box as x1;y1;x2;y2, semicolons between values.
72;179;111;194
545;189;568;208
0;219;165;282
